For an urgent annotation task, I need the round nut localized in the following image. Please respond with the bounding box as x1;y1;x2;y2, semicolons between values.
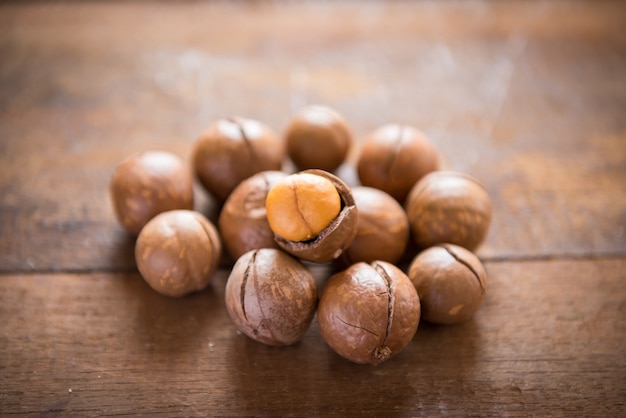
135;210;222;297
268;169;359;263
342;186;410;265
404;171;492;251
357;124;440;203
318;261;420;365
218;170;289;261
224;248;318;346
408;244;487;324
285;105;353;172
192;117;284;201
266;172;341;242
110;150;194;235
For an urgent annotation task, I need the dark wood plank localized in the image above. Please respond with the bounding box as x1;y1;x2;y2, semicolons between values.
1;259;624;416
1;1;625;272
1;2;625;415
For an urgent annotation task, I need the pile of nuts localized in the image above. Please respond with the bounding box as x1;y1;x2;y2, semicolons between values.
109;105;492;366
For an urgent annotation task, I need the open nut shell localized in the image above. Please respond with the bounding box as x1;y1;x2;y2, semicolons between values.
273;169;358;263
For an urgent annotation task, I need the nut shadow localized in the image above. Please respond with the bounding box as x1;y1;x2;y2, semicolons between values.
117;269;230;357
224;314;483;416
106;226;138;271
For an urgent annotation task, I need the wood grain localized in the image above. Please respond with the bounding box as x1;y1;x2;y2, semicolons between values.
1;1;625;416
1;1;625;272
1;259;624;416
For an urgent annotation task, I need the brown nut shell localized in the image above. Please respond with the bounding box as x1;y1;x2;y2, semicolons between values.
318;261;420;365
285;105;353;172
110;150;194;235
272;169;358;263
405;171;492;251
135;210;222;297
224;248;318;346
192;117;284;201
357;124;441;203
342;186;409;265
408;244;487;324
218;170;289;261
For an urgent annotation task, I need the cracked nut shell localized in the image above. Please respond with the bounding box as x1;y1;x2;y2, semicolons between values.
266;172;341;242
342;186;410;265
408;244;487;324
192;117;284;201
110;150;194;235
404;171;492;251
318;261;420;365
357;124;440;203
135;210;222;297
218;170;289;261
224;248;318;346
285;105;353;172
269;169;359;263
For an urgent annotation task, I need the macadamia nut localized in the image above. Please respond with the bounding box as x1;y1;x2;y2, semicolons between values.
224;248;318;346
405;171;492;251
110;150;194;235
408;244;487;324
135;210;222;297
192;117;284;201
267;169;359;263
266;172;341;242
218;170;289;260
318;261;420;365
285;105;353;172
357;124;440;203
342;186;409;265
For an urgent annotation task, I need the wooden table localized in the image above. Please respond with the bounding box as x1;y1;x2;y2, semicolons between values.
1;1;625;416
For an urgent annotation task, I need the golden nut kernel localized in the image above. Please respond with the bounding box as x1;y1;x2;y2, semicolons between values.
266;172;341;242
270;169;359;264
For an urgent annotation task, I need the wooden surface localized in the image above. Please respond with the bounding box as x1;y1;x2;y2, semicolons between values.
1;1;625;416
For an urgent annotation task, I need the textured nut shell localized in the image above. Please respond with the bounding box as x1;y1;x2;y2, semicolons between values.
218;170;288;260
408;244;487;324
110;151;194;235
273;169;358;263
357;124;440;203
405;171;492;251
192;117;284;201
224;249;318;346
318;261;420;365
342;187;409;265
135;210;222;297
285;105;353;172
